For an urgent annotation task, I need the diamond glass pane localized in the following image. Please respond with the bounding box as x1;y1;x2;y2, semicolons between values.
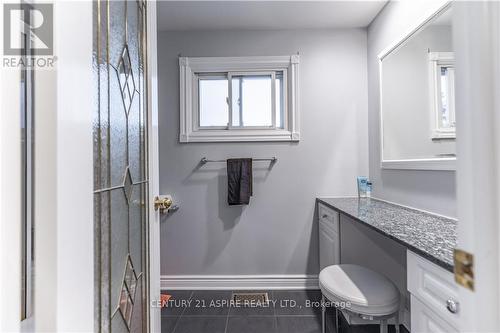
123;167;133;203
116;46;137;116
118;61;128;91
122;49;131;78
119;255;139;328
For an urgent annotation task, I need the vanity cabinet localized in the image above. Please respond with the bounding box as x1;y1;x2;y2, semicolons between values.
316;198;458;331
318;203;340;270
407;251;459;332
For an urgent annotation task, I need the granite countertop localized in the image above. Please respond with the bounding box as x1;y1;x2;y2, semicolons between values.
317;197;457;272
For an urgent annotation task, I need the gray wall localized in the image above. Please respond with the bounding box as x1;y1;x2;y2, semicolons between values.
158;29;369;276
368;2;457;217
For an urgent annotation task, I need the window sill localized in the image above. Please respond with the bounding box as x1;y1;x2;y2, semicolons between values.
180;129;300;143
381;157;456;171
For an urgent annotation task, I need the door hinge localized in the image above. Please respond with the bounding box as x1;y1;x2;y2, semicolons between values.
454;248;474;291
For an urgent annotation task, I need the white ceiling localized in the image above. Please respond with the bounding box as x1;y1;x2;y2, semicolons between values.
157;1;388;31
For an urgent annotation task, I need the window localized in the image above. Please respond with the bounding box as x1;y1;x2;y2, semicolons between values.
429;52;456;139
179;56;299;142
198;76;229;127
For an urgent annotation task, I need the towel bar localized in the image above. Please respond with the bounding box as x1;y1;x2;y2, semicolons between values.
200;157;277;164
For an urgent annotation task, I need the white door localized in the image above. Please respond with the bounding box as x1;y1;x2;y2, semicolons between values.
1;1;160;331
453;2;500;332
93;0;160;332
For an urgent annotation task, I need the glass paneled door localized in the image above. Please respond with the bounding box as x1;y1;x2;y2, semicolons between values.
93;1;149;332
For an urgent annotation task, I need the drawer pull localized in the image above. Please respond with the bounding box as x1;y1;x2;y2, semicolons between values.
446;299;459;314
322;214;329;218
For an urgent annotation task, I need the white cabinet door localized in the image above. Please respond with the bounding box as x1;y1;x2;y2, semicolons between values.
319;221;339;270
407;251;459;328
318;204;339;233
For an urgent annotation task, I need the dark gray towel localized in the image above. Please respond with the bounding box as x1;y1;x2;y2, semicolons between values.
227;158;253;205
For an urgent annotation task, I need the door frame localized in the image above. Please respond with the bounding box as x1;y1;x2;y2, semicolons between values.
0;7;23;330
33;1;94;331
454;2;500;332
146;1;161;332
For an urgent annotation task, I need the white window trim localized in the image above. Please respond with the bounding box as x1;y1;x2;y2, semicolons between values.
179;55;300;143
429;51;456;140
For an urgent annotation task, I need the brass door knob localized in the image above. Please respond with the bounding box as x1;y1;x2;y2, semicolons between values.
154;196;173;214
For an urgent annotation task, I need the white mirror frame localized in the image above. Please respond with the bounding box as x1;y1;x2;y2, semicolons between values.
378;1;456;171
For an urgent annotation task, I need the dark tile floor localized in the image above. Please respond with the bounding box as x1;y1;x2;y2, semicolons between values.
161;290;407;333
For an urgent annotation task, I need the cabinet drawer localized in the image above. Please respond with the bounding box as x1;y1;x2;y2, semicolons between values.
318;203;339;233
411;295;458;333
407;251;459;329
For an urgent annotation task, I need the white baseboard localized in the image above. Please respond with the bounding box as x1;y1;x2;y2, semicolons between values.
160;274;319;290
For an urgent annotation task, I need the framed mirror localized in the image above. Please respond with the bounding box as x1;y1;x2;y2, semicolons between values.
379;3;455;170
